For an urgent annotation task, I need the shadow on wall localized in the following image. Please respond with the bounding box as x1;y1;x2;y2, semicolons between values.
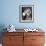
0;24;7;43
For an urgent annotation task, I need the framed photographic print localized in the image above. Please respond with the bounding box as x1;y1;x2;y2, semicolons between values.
19;5;34;23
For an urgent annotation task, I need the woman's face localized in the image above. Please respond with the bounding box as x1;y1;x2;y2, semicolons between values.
23;8;31;16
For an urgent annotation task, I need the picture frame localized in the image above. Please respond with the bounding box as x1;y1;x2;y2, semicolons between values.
19;5;34;23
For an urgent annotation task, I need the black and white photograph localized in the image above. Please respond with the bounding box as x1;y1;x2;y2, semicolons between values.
19;5;34;23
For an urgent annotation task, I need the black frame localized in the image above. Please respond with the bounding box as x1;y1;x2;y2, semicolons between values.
19;5;34;23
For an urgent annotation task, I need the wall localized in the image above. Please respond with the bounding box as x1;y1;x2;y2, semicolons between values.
0;0;46;29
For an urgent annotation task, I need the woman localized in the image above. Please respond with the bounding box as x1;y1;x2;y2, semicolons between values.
22;8;32;20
